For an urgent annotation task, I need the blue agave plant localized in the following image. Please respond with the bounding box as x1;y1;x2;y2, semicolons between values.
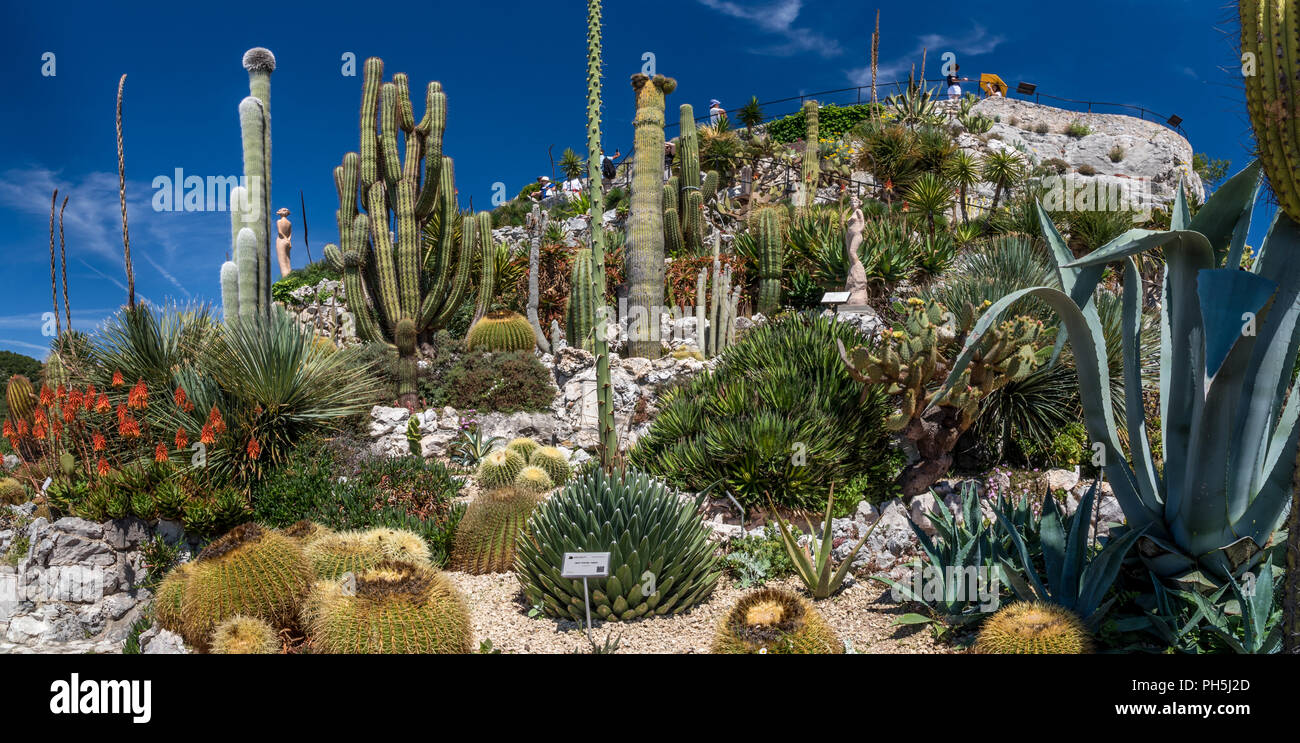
940;162;1293;584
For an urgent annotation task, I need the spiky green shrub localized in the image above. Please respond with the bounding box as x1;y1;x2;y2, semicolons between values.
529;446;571;485
476;449;525;488
629;314;894;510
435;350;555;413
975;602;1092;654
179;523;313;651
516;467;721;621
466;310;536;352
513;465;553;494
305;531;385;580
505;437;539;462
210;615;280;654
0;478;27;505
303;560;472;654
711;588;842;654
451;487;539;574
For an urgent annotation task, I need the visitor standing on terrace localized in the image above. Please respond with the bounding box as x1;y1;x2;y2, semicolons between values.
946;65;970;100
709;99;726;126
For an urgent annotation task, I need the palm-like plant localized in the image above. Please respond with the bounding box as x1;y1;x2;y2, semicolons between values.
559;148;584;181
852;122;921;201
737;96;764;135
980;149;1026;213
944;150;981;224
904;172;953;240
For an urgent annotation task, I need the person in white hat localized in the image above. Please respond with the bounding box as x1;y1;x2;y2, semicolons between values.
709;99;726;126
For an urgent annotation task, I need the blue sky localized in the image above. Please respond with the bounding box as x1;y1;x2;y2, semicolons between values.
0;0;1250;357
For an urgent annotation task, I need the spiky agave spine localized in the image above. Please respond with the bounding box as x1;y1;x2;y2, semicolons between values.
210;615;280;654
587;0;618;463
566;248;596;351
754;207;784;316
451;487;540;574
530;446;572;485
466;310;535;352
179;523;313;651
220;48;276;325
514;465;554;494
1241;0;1300;222
800;100;820;208
303;560;472;654
711;587;842;654
305;530;386;580
975;602;1092;654
5;374;35;423
627;72;676;360
505;437;540;461
476;448;526;488
322;57;475;409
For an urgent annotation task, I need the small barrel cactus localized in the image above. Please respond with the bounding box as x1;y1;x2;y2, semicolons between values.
280;520;333;545
476;448;526;488
513;465;554;494
466;310;535;352
529;446;571;486
210;615;280;654
712;587;842;654
305;531;385;580
153;562;195;635
361;527;432;565
5;374;36;423
506;437;540;462
179;523;313;651
0;477;28;505
303;560;472;653
451;487;540;574
975;602;1092;654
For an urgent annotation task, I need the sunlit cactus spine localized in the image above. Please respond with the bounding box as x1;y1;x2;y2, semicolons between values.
323;57;475;409
753;206;784;316
565;248;596;351
451;487;541;574
305;530;386;580
627;72;677;360
361;527;433;565
505;437;540;461
466;310;535;352
712;588;842;654
210;615;280;654
1240;0;1300;222
530;446;572;485
280;520;333;545
473;211;496;323
800;100;820;208
672;104;713;255
153;562;195;635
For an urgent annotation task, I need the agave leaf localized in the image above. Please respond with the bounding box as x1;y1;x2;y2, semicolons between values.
1075;524;1146;621
993;509;1049;600
1060;481;1098;605
1120;258;1161;504
892;613;936;626
1189;160;1260;267
1196;269;1276;378
1038;495;1067;604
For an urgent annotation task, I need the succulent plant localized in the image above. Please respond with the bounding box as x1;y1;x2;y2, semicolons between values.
210;615;280;654
664;104;718;256
513;465;554;494
627;72;677;359
752;206;785;316
154;481;188;520
179;523;313;651
1240;0;1300;223
695;239;740;357
305;531;385;580
5;374;35;423
974;602;1092;654
800;100;820;207
516;467;722;621
565;248;597;352
361;527;432;565
476;448;526;489
303;560;472;654
0;478;28;506
505;437;540;462
466;310;535;353
220;49;276;326
587;0;617;461
451;487;540;574
280;520;333;545
472;211;497;323
529;446;571;486
712;587;842;654
405;416;422;458
153;562;194;635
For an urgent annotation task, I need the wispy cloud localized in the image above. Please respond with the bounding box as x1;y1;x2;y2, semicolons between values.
849;24;1007;86
0;339;55;354
697;0;843;58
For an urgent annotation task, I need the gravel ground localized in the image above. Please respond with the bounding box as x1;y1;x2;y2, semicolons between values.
447;571;953;654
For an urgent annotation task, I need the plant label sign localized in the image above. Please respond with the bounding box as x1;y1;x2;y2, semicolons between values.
561;552;611;579
820;292;851;305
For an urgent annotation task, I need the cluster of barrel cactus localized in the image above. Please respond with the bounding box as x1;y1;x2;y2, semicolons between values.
975;602;1092;654
839;297;1050;496
220;48;276;326
476;448;526;488
467;310;535;353
712;588;842;654
210;615;280;655
451;486;541;574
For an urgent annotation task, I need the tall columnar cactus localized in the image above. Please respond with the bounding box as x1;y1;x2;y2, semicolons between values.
664;105;718;256
839;297;1050;497
565;247;596;351
627;72;677;360
473;211;496;323
587;0;618;462
323;57;475;409
220;48;276;325
753;206;785;316
1241;0;1300;223
800;100;820;208
694;238;741;357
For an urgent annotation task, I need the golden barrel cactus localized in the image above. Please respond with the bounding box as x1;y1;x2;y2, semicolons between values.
712;588;843;654
975;602;1092;654
210;615;280;654
451;487;540;574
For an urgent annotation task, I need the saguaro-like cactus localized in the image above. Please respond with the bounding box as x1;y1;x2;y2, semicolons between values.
665;105;719;256
627;72;677;360
752;206;785;316
220;48;276;325
587;0;617;461
800;100;820;208
323;57;475;410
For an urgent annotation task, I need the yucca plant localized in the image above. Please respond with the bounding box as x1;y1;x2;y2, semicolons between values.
942;164;1293;586
905;172;953;241
980;149;1026;213
944;150;981;225
559;147;585;181
771;484;879;600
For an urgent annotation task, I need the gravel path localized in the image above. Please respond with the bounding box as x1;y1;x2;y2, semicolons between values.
447;571;952;654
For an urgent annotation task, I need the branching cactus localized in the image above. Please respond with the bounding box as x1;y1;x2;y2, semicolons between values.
751;206;785;316
664;105;719;256
800;100;820;208
627;72;677;360
694;237;741;357
220;48;276;325
839;297;1051;497
323;57;475;409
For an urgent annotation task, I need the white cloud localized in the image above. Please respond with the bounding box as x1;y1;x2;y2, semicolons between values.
697;0;843;58
848;24;1007;87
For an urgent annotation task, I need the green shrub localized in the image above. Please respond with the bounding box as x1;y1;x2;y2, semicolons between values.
1108;145;1125;163
629;313;895;510
1064;120;1091;138
1034;122;1050;135
435;350;554;413
270;259;343;304
724;524;797;586
765;103;884;144
1018;422;1088;468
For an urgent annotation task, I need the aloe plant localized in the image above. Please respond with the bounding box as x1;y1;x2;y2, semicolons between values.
771;485;880;600
940;162;1293;585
